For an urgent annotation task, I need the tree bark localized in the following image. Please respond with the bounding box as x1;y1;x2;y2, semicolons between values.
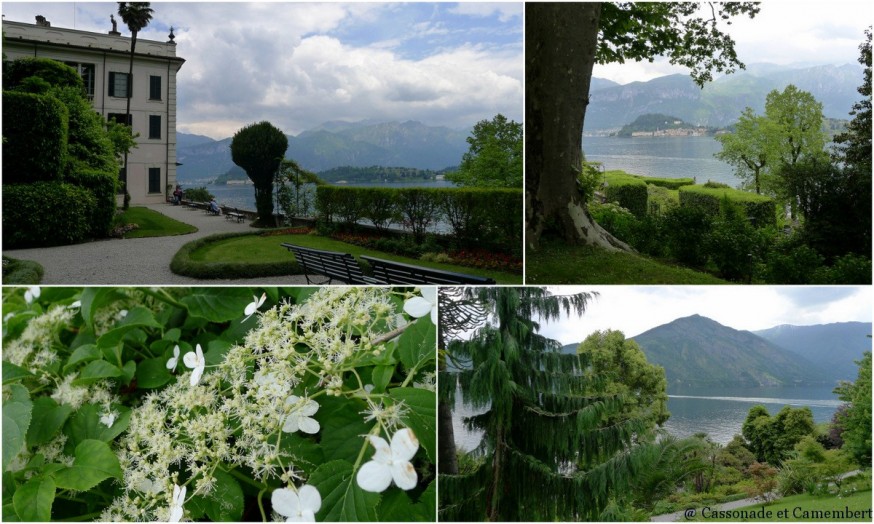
525;3;631;252
437;324;459;475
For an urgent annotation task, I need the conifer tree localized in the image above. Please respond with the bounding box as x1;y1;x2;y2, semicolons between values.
439;288;657;521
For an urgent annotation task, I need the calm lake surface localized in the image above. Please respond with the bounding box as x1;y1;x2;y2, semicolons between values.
450;382;841;450
583;135;740;187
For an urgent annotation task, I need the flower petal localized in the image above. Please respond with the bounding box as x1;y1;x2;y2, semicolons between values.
300;399;319;417
391;460;418;490
367;435;393;463
390;428;419;462
430;305;438;326
297;416;320;435
166;357;177;371
282;414;300;433
271;487;300;518
356;461;393;493
403;296;432;318
183;351;199;369
298;485;321;514
420;287;436;303
190;366;204;386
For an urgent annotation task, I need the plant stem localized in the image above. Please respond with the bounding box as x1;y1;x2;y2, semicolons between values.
58;511;104;522
258;488;267;522
227;466;268;491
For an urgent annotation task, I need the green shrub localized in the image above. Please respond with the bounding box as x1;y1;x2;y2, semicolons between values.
333;186;366;226
3;57;84;91
65;169;118;238
703;180;731;188
2;181;96;248
647;185;680;215
763;240;824;284
663;205;713;267
183;186;213;202
603;171;648;217
170;232;297;279
577;161;603;202
642;176;695;190
2;256;44;285
2;90;69;183
812;254;873;284
705;199;761;281
52;86;117;176
591;202;639;244
358;187;399;231
679;184;776;226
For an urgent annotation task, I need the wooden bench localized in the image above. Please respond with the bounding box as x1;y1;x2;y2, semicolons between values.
280;243;376;285
225;208;245;223
360;256;496;285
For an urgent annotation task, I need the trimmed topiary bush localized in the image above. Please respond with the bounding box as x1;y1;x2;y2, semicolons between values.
2;91;69;183
170;232;298;279
641;176;695;190
679;184;776;226
2;181;96;248
603;171;648;217
3;57;85;91
65;169;119;238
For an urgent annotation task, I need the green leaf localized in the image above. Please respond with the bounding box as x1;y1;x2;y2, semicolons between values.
276;433;324;476
2;502;20;522
63;404;130;451
71;360;122;386
2;386;33;471
378;488;428;522
203;339;233;367
389;387;436;463
135;357;173;389
97;306;162;348
63;344;102;373
202;469;243;521
120;360;136;386
12;476;55;521
163;327;182;342
370;365;395;393
308;460;380;521
52;439;122;491
397;316;436;371
1;363;33;385
26;398;72;448
180;288;254;322
318;396;371;463
79;288;123;330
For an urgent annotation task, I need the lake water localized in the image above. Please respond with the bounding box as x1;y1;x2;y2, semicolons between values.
583;135;741;187
450;382;841;451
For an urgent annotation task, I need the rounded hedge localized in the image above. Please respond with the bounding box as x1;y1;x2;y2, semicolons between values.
679;185;776;226
65;169;119;238
170;232;300;279
3;182;97;248
2;91;69;183
603;172;648;217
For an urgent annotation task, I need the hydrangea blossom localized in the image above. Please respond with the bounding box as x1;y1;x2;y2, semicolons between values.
168;483;186;522
403;287;437;325
100;410;117;428
282;395;320;434
272;484;321;522
183;344;206;386
24;286;40;304
244;292;267;322
356;428;419;492
166;345;181;372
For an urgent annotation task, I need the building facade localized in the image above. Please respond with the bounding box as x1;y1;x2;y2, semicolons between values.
3;17;185;205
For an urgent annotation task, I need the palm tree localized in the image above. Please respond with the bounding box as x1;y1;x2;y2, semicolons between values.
439;287;659;521
117;2;154;196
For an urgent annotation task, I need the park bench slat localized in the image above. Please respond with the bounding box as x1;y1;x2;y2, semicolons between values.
360;255;496;285
280;243;375;285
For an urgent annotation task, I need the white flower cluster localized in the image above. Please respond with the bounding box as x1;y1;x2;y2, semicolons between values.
102;287;426;522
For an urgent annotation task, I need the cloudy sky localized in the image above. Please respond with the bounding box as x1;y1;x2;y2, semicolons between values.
592;0;873;84
537;286;873;345
2;2;522;139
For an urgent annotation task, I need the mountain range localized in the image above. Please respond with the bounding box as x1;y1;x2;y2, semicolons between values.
175;120;470;182
585;62;863;132
561;315;869;387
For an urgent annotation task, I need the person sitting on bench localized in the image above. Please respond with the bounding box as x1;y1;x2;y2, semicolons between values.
208;198;221;215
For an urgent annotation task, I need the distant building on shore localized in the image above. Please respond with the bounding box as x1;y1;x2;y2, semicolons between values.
2;17;185;205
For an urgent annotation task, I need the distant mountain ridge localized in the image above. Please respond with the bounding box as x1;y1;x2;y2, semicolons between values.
585;62;862;132
175;120;470;182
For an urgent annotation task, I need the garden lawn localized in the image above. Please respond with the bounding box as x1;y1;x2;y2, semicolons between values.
526;242;727;284
117;207;198;238
189;233;523;284
693;490;872;521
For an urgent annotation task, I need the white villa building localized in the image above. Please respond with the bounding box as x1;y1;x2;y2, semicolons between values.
2;16;185;205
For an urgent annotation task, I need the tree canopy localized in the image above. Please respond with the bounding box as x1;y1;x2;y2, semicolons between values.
447;114;522;188
439;287;664;521
230;121;288;224
741;405;815;465
834;351;872;467
526;2;759;248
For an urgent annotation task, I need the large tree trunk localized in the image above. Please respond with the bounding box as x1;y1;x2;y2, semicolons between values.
437;326;459;475
525;3;631;252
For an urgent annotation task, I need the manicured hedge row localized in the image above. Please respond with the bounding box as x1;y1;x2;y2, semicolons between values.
2;182;96;248
603;171;648;217
2;91;68;183
170;232;298;279
65;169;118;238
679;185;776;226
315;186;523;251
640;176;695;190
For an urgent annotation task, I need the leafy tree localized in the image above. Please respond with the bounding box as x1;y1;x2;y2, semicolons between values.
230;121;288;225
275;158;322;222
577;330;669;429
117;2;154;199
834;351;872;467
714;108;780;194
447;114;522;188
744;462;779;502
525;2;759;249
742;405;815;465
439;287;658;521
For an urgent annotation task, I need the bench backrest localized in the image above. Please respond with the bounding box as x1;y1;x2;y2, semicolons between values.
360;255;496;285
281;243;369;284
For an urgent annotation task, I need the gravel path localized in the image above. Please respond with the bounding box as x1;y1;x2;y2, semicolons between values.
4;203;310;285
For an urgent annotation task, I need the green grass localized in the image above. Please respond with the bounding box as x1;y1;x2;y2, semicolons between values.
117;207;197;238
692;490;872;521
526;242;727;284
173;232;522;283
2;256;44;284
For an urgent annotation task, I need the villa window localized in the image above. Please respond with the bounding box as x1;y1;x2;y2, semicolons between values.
109;72;131;98
148;167;161;194
108;113;132;126
64;62;95;99
149;75;162;100
149;115;162;139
